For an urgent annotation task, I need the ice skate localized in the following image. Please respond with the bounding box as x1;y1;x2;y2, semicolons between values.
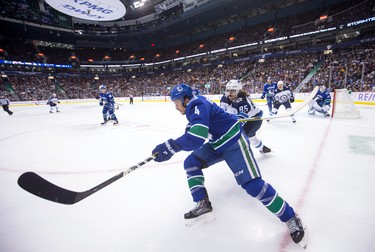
260;145;271;154
113;120;119;125
324;112;330;117
184;197;213;219
286;214;308;249
101;119;108;125
308;109;315;115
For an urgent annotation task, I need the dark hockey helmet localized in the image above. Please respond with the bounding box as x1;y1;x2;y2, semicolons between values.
170;83;194;103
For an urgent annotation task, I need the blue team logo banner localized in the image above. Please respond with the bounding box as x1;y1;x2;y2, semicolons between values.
45;0;126;21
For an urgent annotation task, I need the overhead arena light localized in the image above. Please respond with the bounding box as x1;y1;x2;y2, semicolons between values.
133;0;148;9
44;0;126;21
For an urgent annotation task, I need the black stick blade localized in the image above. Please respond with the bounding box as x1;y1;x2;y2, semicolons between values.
18;172;80;205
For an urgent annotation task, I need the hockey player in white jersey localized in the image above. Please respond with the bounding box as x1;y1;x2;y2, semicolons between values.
221;80;271;154
271;81;296;123
47;93;60;113
308;83;331;117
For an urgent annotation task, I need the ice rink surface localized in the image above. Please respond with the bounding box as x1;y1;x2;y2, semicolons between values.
0;100;374;252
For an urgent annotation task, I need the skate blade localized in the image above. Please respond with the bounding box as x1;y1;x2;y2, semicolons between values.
185;212;216;227
299;225;308;249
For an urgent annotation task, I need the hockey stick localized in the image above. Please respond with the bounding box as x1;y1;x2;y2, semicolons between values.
239;86;319;122
17;155;156;205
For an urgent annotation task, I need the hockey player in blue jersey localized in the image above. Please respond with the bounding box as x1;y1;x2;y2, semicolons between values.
308;84;331;117
47;93;60;113
261;76;277;115
152;83;307;249
99;85;119;125
271;81;296;123
221;79;271;154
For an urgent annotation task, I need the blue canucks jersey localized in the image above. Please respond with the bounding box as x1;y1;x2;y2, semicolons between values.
99;91;115;104
314;90;331;106
174;95;242;153
262;82;277;98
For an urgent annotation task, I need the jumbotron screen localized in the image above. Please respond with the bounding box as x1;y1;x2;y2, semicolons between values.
44;0;126;21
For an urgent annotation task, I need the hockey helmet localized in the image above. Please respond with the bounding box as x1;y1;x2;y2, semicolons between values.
226;79;242;96
99;84;107;91
170;83;194;103
319;83;327;92
277;80;284;90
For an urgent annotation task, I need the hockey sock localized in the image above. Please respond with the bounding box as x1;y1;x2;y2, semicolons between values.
241;178;295;222
249;137;263;151
184;154;208;202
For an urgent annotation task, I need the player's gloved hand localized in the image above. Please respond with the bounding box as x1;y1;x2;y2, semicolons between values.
99;101;103;106
152;139;180;162
58;101;60;103
260;95;265;99
273;100;280;106
235;112;249;120
290;97;295;103
323;105;330;112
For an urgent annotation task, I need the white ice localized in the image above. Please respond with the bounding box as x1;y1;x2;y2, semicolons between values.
0;100;374;252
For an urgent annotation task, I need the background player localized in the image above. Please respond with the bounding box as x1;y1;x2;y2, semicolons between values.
271;81;296;123
47;93;60;113
221;79;271;154
261;76;277;115
308;83;331;117
99;85;119;125
0;93;13;115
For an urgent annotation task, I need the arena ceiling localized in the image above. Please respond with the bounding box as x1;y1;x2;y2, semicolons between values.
0;0;350;49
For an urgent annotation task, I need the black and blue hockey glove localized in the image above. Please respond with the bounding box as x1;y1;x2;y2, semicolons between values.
290;96;295;103
99;101;103;106
152;139;181;162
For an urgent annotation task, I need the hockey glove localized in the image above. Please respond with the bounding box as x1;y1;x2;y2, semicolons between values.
290;97;295;103
235;112;249;120
260;95;265;99
152;139;181;162
99;101;104;106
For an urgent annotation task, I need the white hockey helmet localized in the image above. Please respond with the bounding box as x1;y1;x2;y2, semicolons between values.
277;80;284;90
225;79;242;96
99;84;107;91
319;83;326;92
